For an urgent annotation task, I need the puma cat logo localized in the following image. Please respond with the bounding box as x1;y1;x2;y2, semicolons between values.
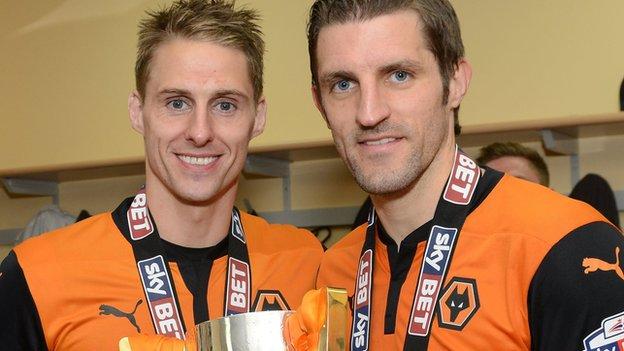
99;299;143;332
583;247;624;281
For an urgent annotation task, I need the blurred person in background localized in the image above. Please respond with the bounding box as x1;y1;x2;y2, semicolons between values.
570;173;621;229
477;141;549;186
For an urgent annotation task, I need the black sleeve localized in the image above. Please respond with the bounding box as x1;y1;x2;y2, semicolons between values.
529;221;624;351
0;250;48;350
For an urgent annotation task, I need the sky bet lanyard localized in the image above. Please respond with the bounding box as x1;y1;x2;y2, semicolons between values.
350;145;482;351
125;188;251;339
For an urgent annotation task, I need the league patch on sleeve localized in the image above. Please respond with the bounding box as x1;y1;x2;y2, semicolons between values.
583;311;624;351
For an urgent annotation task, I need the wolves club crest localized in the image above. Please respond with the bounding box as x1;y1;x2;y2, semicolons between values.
437;277;480;331
251;290;290;312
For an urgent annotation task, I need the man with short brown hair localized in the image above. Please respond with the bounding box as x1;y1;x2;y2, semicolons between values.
477;142;550;186
308;0;624;350
0;1;322;349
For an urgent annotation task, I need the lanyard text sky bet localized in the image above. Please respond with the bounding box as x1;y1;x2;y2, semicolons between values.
351;146;482;351
125;189;251;339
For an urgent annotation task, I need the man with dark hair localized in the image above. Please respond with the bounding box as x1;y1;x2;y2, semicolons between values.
477;142;550;186
0;1;323;349
308;0;624;350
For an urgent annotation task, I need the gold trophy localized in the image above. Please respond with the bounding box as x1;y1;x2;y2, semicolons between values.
195;288;348;351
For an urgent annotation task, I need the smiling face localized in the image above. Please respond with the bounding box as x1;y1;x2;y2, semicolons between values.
312;10;469;195
129;38;266;204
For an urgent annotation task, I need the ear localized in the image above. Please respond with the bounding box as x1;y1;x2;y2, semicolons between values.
311;84;331;129
251;96;267;139
447;58;472;109
128;91;145;135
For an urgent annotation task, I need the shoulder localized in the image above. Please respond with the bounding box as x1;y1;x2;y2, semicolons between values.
528;221;624;349
239;211;323;255
324;224;367;259
13;212;127;269
532;220;623;292
466;174;607;245
316;225;367;289
0;251;47;348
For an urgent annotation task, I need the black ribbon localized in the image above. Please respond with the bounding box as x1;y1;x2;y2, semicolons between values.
116;188;252;339
349;146;488;350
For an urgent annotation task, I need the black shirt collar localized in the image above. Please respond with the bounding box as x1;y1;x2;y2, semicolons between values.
161;236;228;262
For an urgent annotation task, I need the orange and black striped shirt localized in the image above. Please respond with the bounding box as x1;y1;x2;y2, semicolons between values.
318;171;624;350
0;197;323;350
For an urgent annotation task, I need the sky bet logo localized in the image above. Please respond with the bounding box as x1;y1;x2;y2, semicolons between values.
409;226;458;337
138;256;184;339
351;249;373;351
226;257;250;315
127;192;154;240
443;147;480;205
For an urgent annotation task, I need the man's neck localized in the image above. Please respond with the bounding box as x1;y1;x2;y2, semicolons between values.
372;141;455;246
145;180;237;248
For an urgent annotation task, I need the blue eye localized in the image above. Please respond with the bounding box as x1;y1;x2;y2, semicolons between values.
333;80;354;93
216;101;236;113
167;99;189;110
390;70;410;83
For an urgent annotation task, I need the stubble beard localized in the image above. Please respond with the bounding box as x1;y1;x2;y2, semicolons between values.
347;150;423;196
342;116;450;197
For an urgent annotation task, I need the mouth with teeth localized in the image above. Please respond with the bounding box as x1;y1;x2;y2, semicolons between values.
361;137;398;146
177;154;219;166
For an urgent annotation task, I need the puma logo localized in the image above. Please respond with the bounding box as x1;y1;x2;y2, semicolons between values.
99;299;143;333
583;247;624;281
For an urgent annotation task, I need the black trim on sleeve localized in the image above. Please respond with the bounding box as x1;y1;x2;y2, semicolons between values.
0;250;48;350
529;221;624;351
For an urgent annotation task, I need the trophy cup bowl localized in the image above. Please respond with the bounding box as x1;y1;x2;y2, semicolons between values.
195;310;293;351
195;288;348;351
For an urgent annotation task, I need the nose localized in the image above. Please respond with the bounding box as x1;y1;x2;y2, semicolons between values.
185;110;214;146
356;82;390;128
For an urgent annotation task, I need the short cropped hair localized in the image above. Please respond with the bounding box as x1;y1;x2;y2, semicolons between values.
477;142;550;186
307;0;465;135
135;0;264;102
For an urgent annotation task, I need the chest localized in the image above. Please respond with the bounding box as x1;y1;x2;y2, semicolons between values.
34;251;317;350
340;232;542;350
